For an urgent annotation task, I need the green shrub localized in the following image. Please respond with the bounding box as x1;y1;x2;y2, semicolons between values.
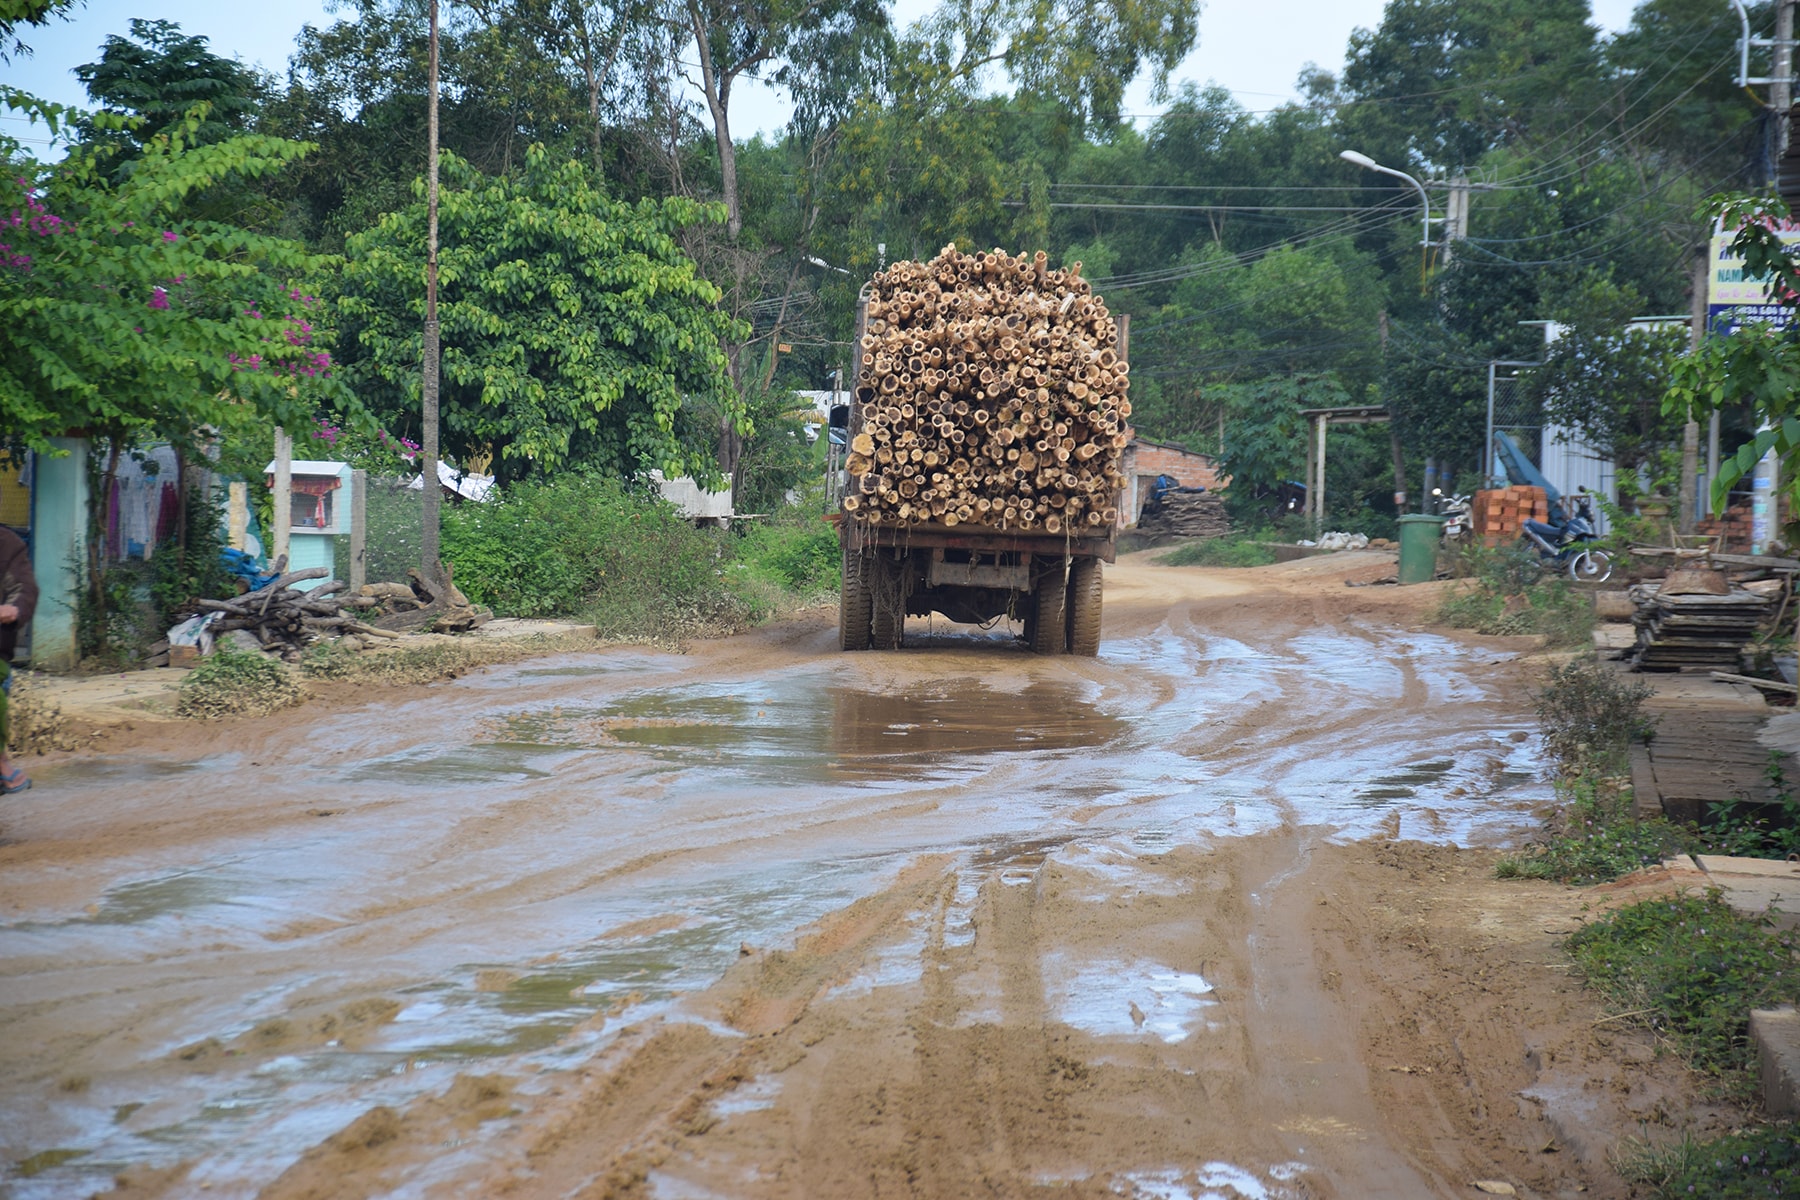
733;519;839;593
1496;775;1689;884
442;475;723;615
1158;537;1277;568
1617;1123;1800;1199
1536;658;1656;775
1566;892;1800;1085
1435;543;1595;648
176;647;306;720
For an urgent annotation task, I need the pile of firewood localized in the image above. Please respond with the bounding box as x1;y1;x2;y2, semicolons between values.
195;560;393;660
357;563;489;635
844;244;1130;532
187;559;490;660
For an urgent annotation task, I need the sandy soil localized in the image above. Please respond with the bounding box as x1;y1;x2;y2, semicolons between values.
0;551;1738;1199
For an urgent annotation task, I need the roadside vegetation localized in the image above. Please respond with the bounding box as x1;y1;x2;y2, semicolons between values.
1157;536;1278;569
1435;544;1595;648
439;475;836;641
1497;656;1800;1193
175;647;307;720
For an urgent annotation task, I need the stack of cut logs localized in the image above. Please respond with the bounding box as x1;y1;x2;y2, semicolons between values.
844;244;1129;533
195;560;393;660
1137;490;1232;540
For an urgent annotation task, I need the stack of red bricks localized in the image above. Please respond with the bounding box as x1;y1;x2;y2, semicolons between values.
1471;486;1549;548
1696;504;1752;553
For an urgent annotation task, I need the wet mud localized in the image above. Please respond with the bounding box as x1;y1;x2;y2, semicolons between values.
0;556;1734;1198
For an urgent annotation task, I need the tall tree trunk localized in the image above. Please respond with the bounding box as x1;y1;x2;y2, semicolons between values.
686;0;741;240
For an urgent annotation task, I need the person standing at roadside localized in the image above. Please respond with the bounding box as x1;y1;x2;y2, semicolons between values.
0;525;38;794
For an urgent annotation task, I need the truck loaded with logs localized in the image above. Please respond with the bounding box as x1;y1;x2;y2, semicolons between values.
835;244;1129;655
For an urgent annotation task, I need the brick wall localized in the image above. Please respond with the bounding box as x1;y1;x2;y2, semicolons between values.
1121;439;1226;525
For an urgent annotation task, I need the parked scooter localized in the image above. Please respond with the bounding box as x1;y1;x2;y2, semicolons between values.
1523;488;1612;583
1430;488;1472;544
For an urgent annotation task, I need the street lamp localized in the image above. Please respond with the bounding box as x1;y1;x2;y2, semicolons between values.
1340;149;1432;293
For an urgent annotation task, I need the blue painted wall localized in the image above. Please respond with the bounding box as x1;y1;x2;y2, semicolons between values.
29;438;87;670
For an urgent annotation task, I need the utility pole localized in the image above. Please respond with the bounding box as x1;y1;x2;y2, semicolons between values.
1680;249;1705;534
1381;309;1407;512
1443;176;1470;267
420;0;443;578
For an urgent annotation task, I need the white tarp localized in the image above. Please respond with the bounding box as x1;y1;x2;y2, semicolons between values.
408;459;495;503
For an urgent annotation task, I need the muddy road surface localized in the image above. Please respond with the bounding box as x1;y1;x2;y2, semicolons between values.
1;555;1725;1198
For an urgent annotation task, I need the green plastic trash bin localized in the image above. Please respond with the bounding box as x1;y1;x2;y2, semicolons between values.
1395;514;1446;585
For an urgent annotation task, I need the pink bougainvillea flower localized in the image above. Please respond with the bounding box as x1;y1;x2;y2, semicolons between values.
148;286;170;310
162;230;177;243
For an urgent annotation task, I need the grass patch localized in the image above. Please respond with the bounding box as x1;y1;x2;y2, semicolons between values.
6;670;86;754
176;647;306;720
1496;775;1690;884
1616;1123;1800;1199
1566;892;1800;1088
1158;537;1278;568
298;633;604;686
1435;543;1595;648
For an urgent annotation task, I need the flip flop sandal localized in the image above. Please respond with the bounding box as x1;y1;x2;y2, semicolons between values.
1;769;29;795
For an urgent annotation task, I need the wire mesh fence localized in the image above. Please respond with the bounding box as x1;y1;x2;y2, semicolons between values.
325;475;423;586
1485;361;1542;483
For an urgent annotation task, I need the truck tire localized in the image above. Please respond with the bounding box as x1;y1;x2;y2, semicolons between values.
1031;560;1067;655
839;546;871;651
1067;558;1102;656
870;551;904;650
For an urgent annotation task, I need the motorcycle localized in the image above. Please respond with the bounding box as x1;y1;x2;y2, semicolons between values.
1430;488;1472;543
1523;488;1612;583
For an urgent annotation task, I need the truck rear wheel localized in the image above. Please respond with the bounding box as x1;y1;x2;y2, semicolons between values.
870;552;904;650
839;546;871;651
1067;558;1102;656
1031;560;1067;655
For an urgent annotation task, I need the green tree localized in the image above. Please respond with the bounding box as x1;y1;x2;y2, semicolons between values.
332;145;747;485
1339;0;1602;171
1215;374;1346;517
75;20;264;153
1;0;76;59
1665;194;1800;515
1528;290;1686;477
0;94;351;459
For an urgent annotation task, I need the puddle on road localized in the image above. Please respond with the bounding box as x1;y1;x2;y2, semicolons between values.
1114;1161;1309;1199
31;757;213;789
1353;759;1454;807
1046;954;1217;1043
483;676;1127;785
77;867;259;926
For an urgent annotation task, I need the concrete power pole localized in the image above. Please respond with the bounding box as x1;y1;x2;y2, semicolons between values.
420;0;443;577
1443;177;1470;267
1680;251;1705;534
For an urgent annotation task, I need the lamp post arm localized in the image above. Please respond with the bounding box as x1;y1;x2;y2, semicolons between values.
1364;162;1431;249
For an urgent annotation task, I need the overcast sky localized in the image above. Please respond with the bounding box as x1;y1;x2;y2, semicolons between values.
5;0;1649;152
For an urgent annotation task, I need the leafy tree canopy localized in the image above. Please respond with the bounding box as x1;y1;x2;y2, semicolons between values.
332;145;747;485
0;90;356;460
75;19;264;152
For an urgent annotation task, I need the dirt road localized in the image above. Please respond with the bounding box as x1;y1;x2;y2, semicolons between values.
0;553;1731;1198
